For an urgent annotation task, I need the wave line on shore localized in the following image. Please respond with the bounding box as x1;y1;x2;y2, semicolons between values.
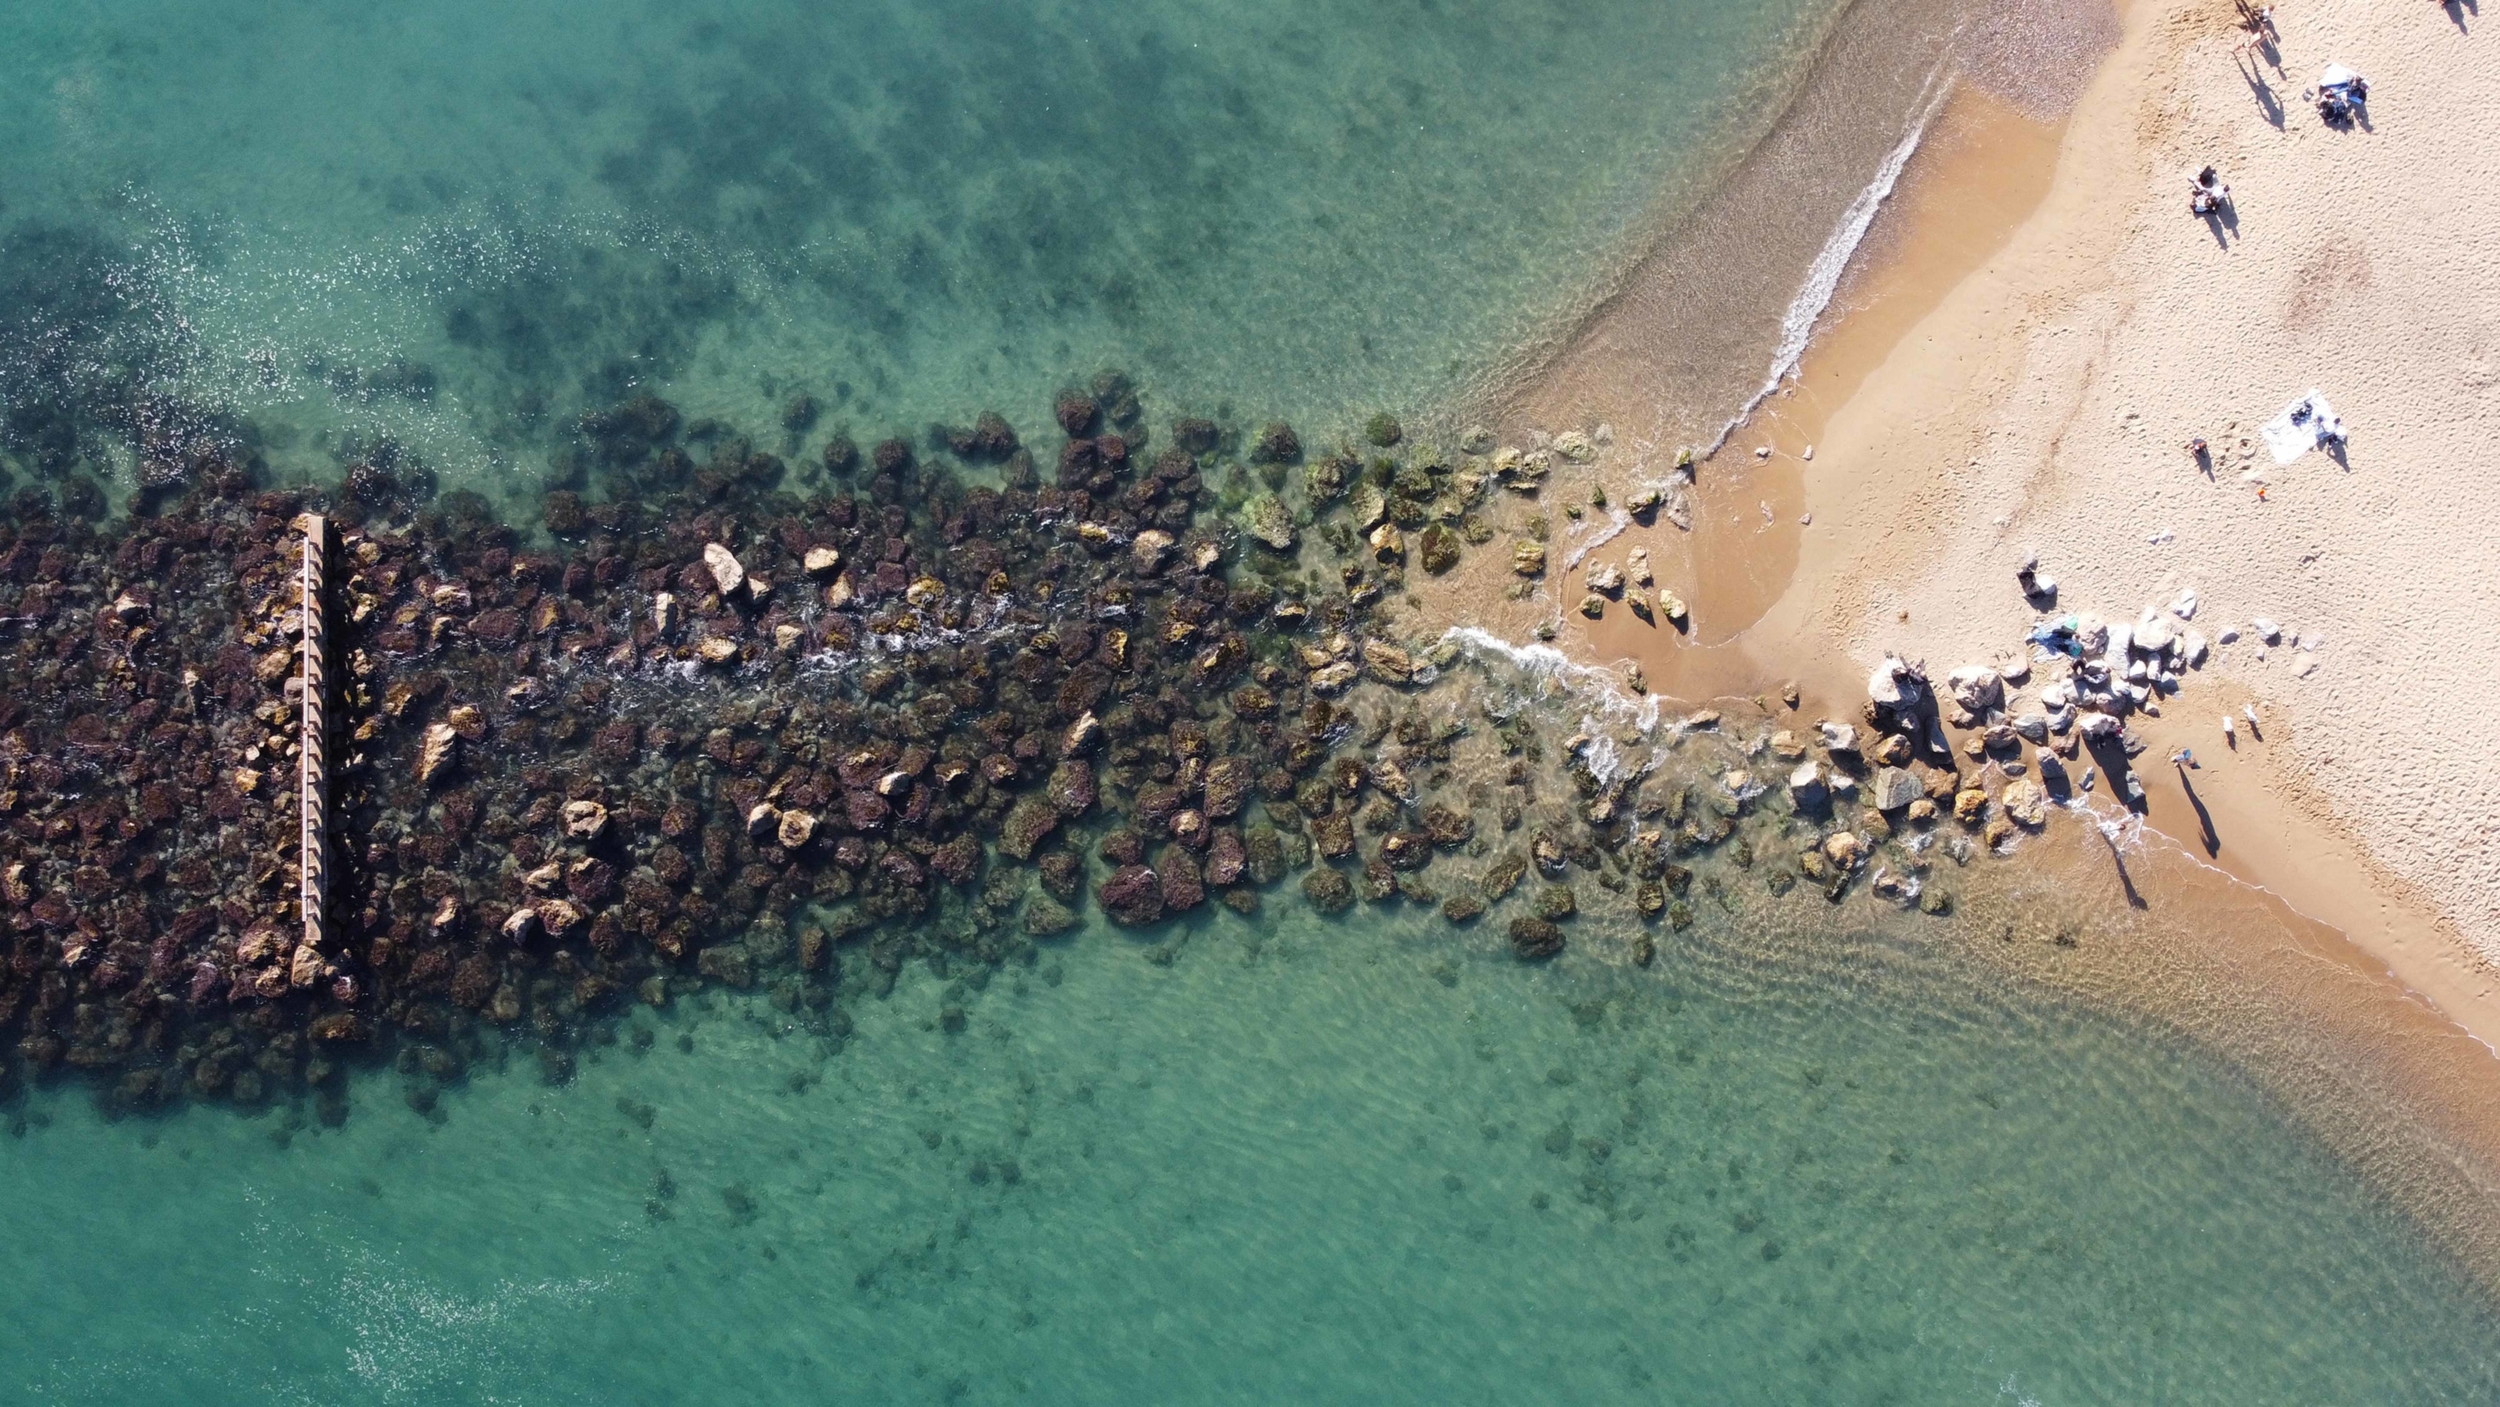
1705;67;1954;457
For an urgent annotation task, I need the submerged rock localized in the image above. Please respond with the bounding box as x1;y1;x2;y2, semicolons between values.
1508;916;1564;960
1099;864;1165;926
1303;866;1355;914
1241;493;1297;550
417;723;458;785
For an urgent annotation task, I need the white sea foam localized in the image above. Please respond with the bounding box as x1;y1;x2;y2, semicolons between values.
1702;69;1953;458
1560;508;1632;573
1436;625;1664;779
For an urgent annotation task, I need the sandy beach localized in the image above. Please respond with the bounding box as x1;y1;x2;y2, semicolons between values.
1446;0;2500;1048
1767;0;2500;1019
1380;0;2500;1276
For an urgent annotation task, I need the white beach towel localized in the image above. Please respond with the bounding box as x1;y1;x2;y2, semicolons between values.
2261;389;2344;465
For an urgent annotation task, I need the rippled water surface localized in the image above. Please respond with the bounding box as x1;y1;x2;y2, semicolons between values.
6;900;2498;1404
7;1;2500;1401
0;0;1834;502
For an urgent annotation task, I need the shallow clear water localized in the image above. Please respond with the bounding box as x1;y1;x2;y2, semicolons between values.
8;1;2500;1400
0;0;1831;503
6;899;2497;1404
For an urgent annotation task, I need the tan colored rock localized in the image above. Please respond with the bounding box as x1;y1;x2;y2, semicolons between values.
1063;710;1102;755
703;542;745;596
651;591;677;637
1361;639;1416;683
2001;777;2051;828
536;899;583;935
563;799;609;841
698;637;740;666
446;702;486;741
501;907;539;942
1822;832;1863;869
803;546;842;576
778;809;818;849
1870;766;1922;811
1512;541;1547;576
1131;529;1175;574
418;722;458;785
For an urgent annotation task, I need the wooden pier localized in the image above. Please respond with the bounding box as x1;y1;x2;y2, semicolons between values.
299;514;328;961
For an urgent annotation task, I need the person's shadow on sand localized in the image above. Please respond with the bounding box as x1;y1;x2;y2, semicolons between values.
2202;198;2241;248
2237;55;2285;128
2176;767;2221;857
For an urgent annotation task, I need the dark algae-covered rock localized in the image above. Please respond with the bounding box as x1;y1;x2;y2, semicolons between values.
0;368;1786;1125
1508;916;1564;960
1302;866;1355;914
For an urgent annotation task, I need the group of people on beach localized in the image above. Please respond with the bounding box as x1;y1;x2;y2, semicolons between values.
2189;166;2231;217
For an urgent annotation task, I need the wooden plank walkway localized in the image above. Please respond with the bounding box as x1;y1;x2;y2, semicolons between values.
299;514;328;961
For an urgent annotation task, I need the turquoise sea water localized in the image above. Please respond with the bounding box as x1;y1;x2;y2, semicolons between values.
7;0;2500;1401
0;0;1831;505
7;899;2499;1404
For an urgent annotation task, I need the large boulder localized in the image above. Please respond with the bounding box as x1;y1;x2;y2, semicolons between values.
1788;761;1828;808
1379;831;1435;871
1157;850;1206;912
1241;493;1297;550
999;796;1060;860
1046;760;1097;818
1024;895;1079;937
2000;778;2051;828
1361;640;1416;684
1098;865;1166;926
1302;866;1355;914
1419;524;1461;574
1205;829;1248;886
1943;666;2003;713
1870;766;1922;812
1508;917;1564;961
1867;656;1923;708
1201;757;1253;819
